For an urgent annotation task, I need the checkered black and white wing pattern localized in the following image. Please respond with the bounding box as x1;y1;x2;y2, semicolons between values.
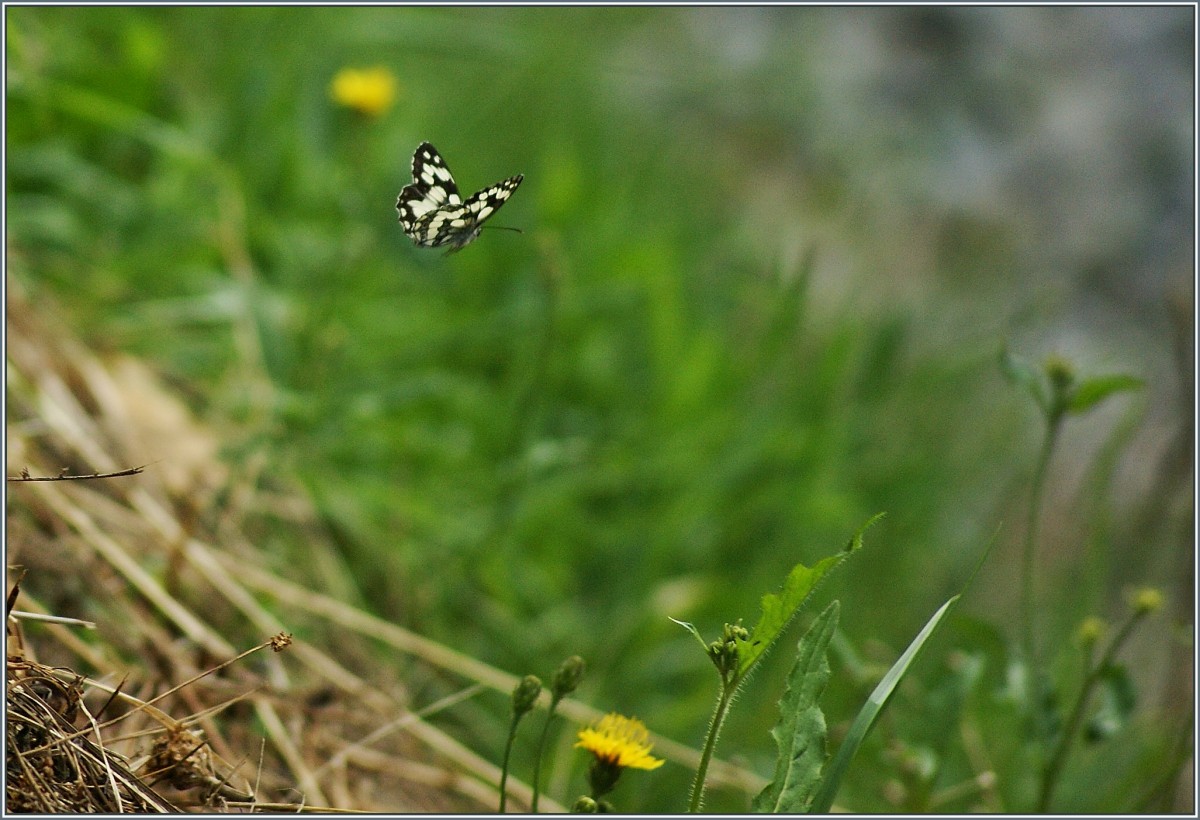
396;142;523;252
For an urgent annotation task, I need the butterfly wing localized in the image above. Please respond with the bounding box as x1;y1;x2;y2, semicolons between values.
397;143;522;251
461;175;523;229
410;142;461;205
397;143;463;241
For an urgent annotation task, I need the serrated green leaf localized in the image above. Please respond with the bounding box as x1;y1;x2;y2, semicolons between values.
752;601;839;814
736;514;880;679
809;594;960;814
1067;374;1144;415
736;554;839;678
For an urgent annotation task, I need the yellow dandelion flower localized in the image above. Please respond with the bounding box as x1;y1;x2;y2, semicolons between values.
330;66;398;117
576;713;664;800
576;713;665;771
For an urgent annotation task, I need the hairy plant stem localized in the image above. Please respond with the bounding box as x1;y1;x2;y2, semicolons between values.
688;682;735;812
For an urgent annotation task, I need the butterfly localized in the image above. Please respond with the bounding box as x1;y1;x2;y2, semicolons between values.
395;142;523;253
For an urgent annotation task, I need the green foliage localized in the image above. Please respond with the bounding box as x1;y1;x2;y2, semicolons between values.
738;514;880;679
1084;663;1135;743
751;601;839;813
999;346;1050;412
683;520;877;812
1068;375;1145;415
809;594;960;814
1000;344;1166;812
1000;346;1144;424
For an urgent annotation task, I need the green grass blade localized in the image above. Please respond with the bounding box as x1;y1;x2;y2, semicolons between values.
808;594;960;814
752;600;840;813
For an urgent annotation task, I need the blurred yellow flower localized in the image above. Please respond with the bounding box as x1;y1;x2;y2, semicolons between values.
330;66;398;116
1130;586;1165;615
576;713;665;772
1076;616;1106;647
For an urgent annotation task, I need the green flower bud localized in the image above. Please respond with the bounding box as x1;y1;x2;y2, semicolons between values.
705;622;748;676
511;674;542;717
552;655;587;700
1044;355;1075;392
571;796;598;813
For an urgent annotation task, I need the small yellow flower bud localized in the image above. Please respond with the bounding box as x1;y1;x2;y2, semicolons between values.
1044;355;1075;391
1076;616;1106;647
1129;586;1165;615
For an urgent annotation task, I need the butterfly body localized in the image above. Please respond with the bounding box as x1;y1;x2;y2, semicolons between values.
396;142;523;253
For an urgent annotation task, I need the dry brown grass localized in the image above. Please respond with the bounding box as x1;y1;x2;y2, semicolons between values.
4;275;764;813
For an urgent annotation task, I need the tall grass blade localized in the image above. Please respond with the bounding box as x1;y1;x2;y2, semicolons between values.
808;594;959;814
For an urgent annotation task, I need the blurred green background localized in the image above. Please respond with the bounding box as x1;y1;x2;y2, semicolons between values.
6;6;1193;813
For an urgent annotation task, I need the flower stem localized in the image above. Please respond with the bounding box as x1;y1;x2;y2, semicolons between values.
1020;412;1063;761
1037;608;1146;812
530;698;560;813
1021;416;1059;679
499;715;520;813
688;684;734;812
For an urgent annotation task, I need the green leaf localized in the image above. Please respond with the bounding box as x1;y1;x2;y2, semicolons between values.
999;346;1048;412
752;600;840;814
808;594;960;814
669;616;711;651
1067;374;1144;415
1085;662;1137;742
736;514;881;679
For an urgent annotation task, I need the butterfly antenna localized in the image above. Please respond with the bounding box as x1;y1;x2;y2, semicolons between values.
483;225;523;234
